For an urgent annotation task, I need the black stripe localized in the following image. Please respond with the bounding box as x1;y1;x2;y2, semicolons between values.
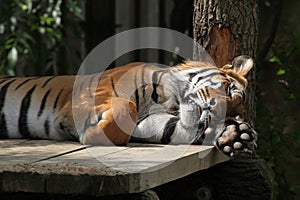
18;85;36;138
15;77;40;90
187;67;219;81
134;71;139;111
204;88;210;99
0;79;16;112
151;83;159;103
0;78;12;137
141;65;147;98
191;72;222;85
188;72;199;82
151;71;159;103
136;114;150;125
15;78;33;90
0;112;9;138
160;117;179;144
0;79;9;85
0;79;15;138
38;89;51;118
0;77;16;85
111;77;119;97
194;76;203;85
53;89;63;111
42;76;56;88
151;70;166;103
44;117;50;136
157;70;165;84
59;122;65;131
241;90;246;101
97;111;103;122
199;88;208;103
220;72;227;77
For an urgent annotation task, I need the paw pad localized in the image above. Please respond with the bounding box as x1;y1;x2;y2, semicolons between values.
215;119;257;157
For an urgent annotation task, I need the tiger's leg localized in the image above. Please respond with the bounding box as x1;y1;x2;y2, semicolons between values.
80;98;138;146
55;98;138;146
132;102;209;144
214;118;257;157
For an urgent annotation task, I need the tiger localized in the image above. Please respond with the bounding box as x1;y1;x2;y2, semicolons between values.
0;55;257;157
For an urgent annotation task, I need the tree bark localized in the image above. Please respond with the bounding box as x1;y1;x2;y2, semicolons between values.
193;0;259;126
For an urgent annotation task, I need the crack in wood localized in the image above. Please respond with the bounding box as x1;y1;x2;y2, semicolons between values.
30;145;91;164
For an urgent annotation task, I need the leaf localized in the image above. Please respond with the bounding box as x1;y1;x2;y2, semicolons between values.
276;69;286;76
23;33;34;42
40;16;55;25
269;56;282;64
7;47;18;67
5;38;15;46
18;38;31;50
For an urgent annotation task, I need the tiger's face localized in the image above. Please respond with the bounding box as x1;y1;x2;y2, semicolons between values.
174;56;253;127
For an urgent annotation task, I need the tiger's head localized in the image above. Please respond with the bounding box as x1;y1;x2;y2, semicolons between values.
171;55;253;128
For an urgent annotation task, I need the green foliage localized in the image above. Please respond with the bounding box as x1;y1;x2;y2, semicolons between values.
65;0;84;21
256;28;300;200
0;0;83;75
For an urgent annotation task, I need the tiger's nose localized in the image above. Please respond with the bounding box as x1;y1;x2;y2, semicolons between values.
209;98;216;107
208;98;218;115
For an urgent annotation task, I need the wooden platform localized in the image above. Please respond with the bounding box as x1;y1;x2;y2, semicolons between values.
0;139;229;197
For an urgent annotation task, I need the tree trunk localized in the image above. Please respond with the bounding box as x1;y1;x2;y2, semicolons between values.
193;0;259;126
154;159;273;200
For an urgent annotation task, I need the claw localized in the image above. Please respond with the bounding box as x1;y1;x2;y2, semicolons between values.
230;152;234;157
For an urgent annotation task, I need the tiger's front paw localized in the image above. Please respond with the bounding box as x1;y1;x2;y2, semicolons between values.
214;119;257;157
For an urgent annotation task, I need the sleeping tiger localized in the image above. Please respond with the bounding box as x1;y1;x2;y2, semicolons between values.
0;55;257;156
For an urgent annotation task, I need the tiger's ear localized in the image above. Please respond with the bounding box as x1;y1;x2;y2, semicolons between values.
222;55;254;77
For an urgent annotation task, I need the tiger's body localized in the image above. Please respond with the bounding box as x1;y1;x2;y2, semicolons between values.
0;56;257;156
